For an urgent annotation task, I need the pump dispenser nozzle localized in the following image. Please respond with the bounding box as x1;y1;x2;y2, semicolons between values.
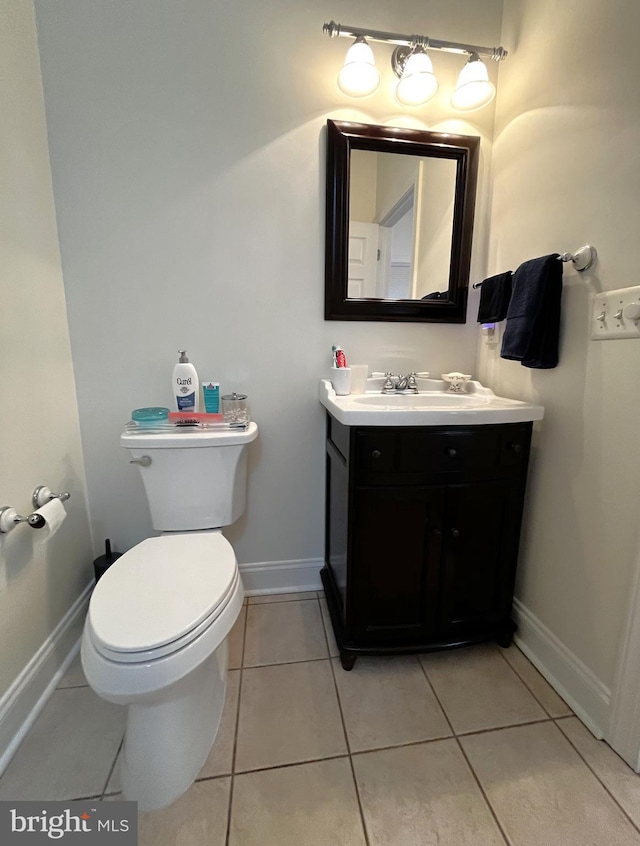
178;350;189;363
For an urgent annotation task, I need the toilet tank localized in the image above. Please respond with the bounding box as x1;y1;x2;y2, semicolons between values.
121;423;258;531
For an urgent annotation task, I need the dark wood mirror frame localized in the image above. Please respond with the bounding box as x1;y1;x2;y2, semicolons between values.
325;119;479;323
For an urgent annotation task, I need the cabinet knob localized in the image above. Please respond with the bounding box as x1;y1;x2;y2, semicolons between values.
450;528;461;539
446;448;458;458
371;449;382;460
432;528;442;537
508;443;522;454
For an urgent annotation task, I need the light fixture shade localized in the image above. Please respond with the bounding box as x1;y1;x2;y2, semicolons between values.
451;55;495;111
337;37;380;97
395;49;438;106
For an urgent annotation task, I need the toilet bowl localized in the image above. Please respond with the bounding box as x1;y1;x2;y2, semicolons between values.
81;422;257;811
82;530;244;810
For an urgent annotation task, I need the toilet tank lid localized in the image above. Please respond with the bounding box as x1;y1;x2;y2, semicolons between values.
121;421;257;449
88;532;237;653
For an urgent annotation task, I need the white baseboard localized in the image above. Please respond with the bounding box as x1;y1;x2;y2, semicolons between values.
239;558;323;596
0;582;93;775
513;598;611;738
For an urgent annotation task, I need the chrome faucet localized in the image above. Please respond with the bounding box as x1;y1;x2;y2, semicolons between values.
382;372;419;394
395;372;419;393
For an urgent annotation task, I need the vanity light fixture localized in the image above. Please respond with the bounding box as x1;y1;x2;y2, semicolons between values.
450;53;496;111
394;46;438;106
323;21;507;111
337;36;380;97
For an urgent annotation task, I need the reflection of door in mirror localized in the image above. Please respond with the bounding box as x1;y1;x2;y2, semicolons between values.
378;194;414;298
348;150;457;301
347;222;378;297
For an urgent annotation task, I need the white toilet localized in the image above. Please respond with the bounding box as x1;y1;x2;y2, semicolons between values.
81;423;257;811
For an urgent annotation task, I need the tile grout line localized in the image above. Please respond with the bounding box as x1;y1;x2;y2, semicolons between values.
242;655;332;670
423;647;627;845
415;657;455;738
99;734;124;801
416;657;513;846
489;640;638;828
227;597;369;836
319;596;372;845
494;643;568;720
347;733;461;758
454;738;514;846
214;713;560;778
234;752;354;777
323;614;372;846
456;716;554;737
225;600;250;846
239;596;330;668
246;593;321;606
551;718;640;837
193;772;237;785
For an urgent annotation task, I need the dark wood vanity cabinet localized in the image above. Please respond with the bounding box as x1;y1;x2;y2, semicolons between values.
321;415;533;670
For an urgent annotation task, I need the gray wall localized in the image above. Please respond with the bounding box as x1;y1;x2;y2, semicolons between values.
33;0;503;566
479;0;640;691
0;0;93;697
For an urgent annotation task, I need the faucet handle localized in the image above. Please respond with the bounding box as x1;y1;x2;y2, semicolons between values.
382;372;396;393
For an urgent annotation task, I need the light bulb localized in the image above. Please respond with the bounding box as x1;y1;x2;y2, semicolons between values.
337;37;380;98
395;49;438;106
451;54;495;111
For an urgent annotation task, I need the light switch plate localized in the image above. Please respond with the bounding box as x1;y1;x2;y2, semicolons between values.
591;285;640;340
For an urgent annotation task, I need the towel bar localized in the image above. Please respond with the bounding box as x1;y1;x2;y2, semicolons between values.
473;245;597;287
559;245;597;271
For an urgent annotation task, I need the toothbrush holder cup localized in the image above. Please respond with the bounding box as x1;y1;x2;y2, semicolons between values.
331;367;351;396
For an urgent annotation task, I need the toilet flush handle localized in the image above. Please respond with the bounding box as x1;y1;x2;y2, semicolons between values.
130;456;152;467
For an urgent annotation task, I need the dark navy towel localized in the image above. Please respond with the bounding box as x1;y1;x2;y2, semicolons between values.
476;271;513;322
500;254;563;369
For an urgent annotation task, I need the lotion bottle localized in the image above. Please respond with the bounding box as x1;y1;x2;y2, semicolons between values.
173;350;199;412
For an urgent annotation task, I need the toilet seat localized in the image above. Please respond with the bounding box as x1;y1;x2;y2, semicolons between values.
87;531;238;664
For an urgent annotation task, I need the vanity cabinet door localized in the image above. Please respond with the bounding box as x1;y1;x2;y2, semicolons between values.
437;478;523;639
349;486;443;643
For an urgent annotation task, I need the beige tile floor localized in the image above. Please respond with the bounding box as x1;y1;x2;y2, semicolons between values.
2;591;640;845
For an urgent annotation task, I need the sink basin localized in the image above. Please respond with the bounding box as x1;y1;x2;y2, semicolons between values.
351;393;488;409
319;378;544;426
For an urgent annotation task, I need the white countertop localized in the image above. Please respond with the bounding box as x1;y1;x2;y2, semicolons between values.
319;378;544;427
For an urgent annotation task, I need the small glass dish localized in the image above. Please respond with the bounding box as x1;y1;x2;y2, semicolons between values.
221;393;250;424
131;407;170;426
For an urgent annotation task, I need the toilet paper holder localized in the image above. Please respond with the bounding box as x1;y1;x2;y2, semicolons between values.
32;486;71;510
0;487;71;534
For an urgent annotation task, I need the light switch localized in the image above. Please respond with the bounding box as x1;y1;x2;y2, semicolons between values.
591;286;640;340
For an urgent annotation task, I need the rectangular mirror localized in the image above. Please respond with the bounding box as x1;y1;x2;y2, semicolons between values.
325;119;479;322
